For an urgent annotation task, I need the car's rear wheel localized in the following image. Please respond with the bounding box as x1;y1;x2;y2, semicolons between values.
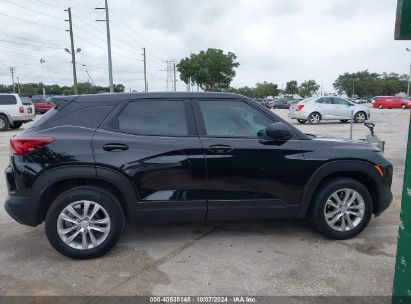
297;119;307;124
308;112;321;124
0;115;10;131
354;112;367;123
45;186;124;259
310;178;373;239
10;122;23;129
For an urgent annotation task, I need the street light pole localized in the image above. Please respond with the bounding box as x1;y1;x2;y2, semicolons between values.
352;78;355;98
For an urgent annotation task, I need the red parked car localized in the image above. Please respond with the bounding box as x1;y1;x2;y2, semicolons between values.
30;98;55;114
373;96;411;109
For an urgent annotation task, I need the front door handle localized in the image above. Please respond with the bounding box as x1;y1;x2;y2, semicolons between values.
208;145;233;154
103;143;129;152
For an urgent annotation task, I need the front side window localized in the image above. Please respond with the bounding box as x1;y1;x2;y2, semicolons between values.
333;98;352;105
198;100;273;137
118;100;188;136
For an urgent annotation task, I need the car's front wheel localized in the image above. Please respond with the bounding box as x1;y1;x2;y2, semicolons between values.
401;104;407;110
310;178;373;239
308;112;321;124
45;186;124;259
378;105;383;109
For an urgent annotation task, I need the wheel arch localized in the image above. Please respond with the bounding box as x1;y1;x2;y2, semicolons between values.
32;165;138;225
297;160;384;218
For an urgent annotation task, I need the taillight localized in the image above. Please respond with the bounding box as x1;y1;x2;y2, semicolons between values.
10;137;54;156
296;105;305;111
19;106;24;113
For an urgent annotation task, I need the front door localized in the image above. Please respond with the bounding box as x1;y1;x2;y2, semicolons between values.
193;98;305;220
332;97;354;119
93;98;207;223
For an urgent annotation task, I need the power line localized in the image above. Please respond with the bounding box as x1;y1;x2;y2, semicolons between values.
0;10;64;31
1;0;63;21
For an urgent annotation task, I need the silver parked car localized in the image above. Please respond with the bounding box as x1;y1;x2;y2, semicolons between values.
288;96;370;124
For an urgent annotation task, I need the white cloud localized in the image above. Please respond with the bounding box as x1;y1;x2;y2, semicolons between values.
0;0;409;94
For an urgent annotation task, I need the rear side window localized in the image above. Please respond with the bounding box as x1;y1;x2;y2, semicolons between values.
20;97;32;105
0;95;17;105
118;100;188;136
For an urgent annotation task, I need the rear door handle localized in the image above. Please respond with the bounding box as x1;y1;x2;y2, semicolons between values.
208;145;233;154
103;143;129;152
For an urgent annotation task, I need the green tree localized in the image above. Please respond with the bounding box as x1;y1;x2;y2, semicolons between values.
285;80;298;95
299;80;320;98
177;48;240;92
333;70;408;97
253;82;279;98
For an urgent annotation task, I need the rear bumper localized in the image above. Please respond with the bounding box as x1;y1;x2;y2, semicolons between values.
10;114;35;123
5;195;39;227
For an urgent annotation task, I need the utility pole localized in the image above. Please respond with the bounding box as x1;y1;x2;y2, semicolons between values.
142;48;147;92
96;0;114;93
65;8;78;95
16;76;21;95
9;67;15;93
173;62;177;92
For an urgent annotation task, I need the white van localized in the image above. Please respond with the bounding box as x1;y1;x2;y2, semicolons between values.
0;94;36;131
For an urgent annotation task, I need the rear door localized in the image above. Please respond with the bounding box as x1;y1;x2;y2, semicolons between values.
93;98;207;223
0;95;18;117
314;97;334;118
193;98;304;220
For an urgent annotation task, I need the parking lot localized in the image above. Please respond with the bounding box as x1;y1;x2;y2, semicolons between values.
0;106;408;296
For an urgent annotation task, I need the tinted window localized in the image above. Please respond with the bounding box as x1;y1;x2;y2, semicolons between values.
0;95;17;105
198;100;273;137
118;100;188;136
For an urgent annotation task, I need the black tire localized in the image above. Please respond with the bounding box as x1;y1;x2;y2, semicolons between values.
297;119;307;124
0;114;10;131
378;105;383;109
45;186;124;259
340;120;349;123
308;112;321;124
310;178;373;240
10;122;23;129
354;111;367;123
401;104;406;110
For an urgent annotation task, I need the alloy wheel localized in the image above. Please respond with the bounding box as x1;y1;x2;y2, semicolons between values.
309;113;321;124
57;200;111;250
323;189;365;232
355;112;366;123
0;119;5;130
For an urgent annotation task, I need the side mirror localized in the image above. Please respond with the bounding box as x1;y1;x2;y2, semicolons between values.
266;122;292;140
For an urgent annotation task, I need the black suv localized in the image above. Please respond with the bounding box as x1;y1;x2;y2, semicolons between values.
4;93;393;259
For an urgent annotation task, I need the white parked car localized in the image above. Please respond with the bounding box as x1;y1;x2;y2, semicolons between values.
0;94;36;131
288;96;370;124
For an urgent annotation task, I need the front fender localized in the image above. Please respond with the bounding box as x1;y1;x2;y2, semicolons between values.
297;160;384;218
